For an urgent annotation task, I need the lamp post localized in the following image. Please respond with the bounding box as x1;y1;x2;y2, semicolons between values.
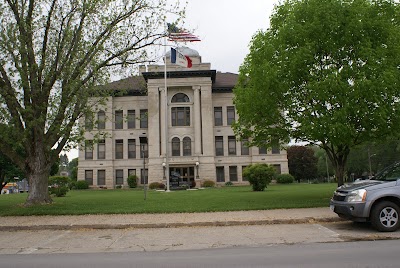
195;161;199;180
162;162;166;181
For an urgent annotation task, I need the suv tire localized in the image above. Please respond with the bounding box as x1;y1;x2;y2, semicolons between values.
371;201;400;232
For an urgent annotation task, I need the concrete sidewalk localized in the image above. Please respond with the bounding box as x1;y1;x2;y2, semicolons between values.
0;207;342;231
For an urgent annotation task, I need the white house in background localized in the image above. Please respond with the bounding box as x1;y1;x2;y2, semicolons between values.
77;47;289;188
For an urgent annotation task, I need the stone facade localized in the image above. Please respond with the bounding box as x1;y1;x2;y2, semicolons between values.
77;48;289;188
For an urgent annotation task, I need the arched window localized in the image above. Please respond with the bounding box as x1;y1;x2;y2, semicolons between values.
171;93;190;103
172;137;180;156
183;137;191;156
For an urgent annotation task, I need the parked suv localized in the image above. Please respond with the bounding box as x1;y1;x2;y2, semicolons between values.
330;162;400;232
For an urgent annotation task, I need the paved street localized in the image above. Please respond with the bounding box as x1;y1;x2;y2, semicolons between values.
2;238;400;268
1;221;399;255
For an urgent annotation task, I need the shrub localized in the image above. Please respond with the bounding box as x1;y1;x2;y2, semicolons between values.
225;181;233;186
48;176;70;197
243;164;276;191
202;180;215;188
276;174;295;184
49;186;69;197
74;180;89;190
127;175;138;188
116;185;122;189
149;182;165;190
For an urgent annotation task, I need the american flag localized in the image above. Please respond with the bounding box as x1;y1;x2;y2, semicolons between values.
167;23;201;42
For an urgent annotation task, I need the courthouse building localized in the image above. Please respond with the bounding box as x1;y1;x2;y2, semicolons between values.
77;47;289;188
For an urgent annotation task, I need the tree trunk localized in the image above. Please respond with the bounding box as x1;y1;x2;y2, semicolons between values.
322;144;349;187
24;151;52;206
335;163;346;187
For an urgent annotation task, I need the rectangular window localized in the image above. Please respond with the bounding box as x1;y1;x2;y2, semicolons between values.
216;166;225;182
141;169;148;184
140;109;148;128
227;106;235;125
171;107;190;126
127;110;135;129
128;139;136;159
115;139;123;159
115;169;124;185
242;166;248;181
228;136;236;155
98;170;106;185
215;136;224;156
115;110;123;129
97;140;105;159
85;113;93;131
128;169;136;176
140;142;148;158
273;164;282;175
241;139;249;155
272;139;280;154
97;111;105;130
85;170;93;185
214;107;222;126
259;146;267;155
85;140;93;160
229;166;238;182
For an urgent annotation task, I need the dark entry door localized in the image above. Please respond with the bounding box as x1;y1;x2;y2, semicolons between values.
170;167;195;184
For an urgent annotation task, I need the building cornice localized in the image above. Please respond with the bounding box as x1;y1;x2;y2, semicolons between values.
142;70;217;83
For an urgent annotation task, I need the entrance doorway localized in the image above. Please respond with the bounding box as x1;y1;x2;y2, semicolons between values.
169;166;195;188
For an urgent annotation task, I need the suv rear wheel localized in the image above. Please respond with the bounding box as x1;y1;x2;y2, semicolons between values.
371;201;400;232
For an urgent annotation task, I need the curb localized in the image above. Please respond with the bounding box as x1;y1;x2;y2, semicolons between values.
0;217;345;231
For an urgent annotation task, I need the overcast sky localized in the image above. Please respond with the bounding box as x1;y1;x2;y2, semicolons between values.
168;0;278;73
65;0;279;159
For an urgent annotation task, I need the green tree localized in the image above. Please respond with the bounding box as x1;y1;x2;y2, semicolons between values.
0;0;184;205
68;158;78;181
50;157;60;177
59;154;69;174
346;139;400;178
0;152;25;192
234;0;400;186
313;147;335;181
287;146;317;183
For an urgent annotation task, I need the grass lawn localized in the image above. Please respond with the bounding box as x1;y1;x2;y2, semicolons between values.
0;183;337;216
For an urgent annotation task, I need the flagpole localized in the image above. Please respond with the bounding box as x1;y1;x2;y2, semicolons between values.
164;25;170;192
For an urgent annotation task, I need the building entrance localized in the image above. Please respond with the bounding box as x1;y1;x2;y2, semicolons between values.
169;166;195;188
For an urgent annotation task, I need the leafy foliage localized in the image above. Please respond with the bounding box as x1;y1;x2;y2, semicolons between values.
202;180;215;188
243;164;276;191
346;139;400;179
149;182;165;190
68;158;79;181
48;176;71;197
74;180;89;190
287;146;318;182
0;152;25;192
127;175;138;188
234;0;400;186
276;174;295;184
